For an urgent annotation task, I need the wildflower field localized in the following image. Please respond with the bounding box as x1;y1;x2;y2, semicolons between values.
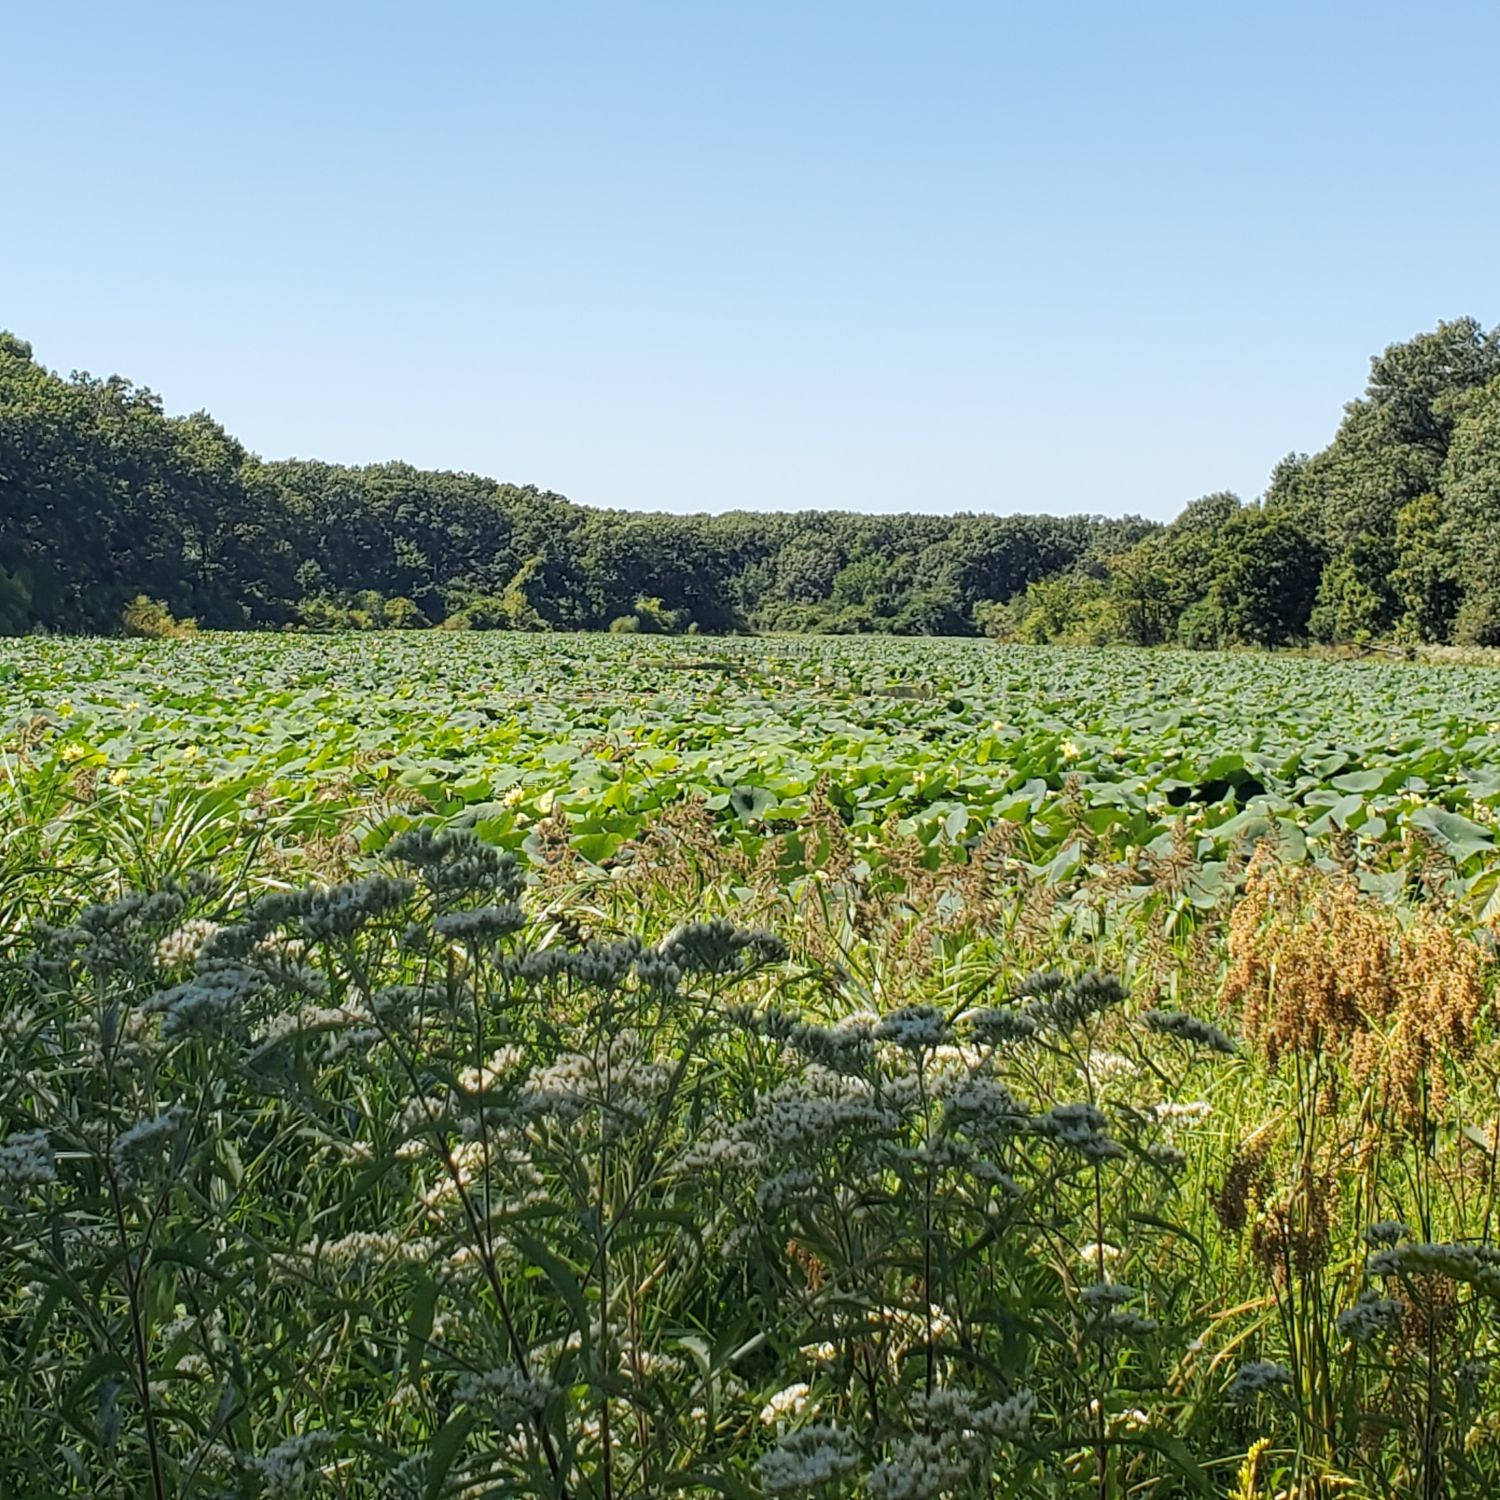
5;633;1500;1499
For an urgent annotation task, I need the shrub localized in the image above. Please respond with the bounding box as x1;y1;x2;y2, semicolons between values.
121;595;197;639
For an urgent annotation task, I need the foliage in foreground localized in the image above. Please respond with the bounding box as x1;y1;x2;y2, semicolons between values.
4;809;1500;1498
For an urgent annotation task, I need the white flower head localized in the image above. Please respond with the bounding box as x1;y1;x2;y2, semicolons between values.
759;1381;814;1426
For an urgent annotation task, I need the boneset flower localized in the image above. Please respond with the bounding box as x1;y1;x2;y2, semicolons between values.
1227;1361;1293;1401
1142;1009;1239;1055
754;1424;859;1492
759;1381;814;1425
0;1129;57;1187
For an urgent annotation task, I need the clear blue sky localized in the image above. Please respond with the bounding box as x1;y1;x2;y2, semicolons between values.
6;2;1496;520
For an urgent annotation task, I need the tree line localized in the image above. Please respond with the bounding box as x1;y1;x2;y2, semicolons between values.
2;318;1496;644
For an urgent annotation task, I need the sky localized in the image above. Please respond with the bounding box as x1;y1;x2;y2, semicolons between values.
5;2;1497;521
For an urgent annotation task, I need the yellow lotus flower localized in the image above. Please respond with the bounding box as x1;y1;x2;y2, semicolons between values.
109;767;130;786
60;743;87;763
1060;740;1080;760
182;744;199;762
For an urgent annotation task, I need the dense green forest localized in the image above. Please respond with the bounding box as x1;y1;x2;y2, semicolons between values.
2;318;1497;643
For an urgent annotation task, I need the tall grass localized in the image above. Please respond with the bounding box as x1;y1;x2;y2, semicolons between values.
3;768;1500;1497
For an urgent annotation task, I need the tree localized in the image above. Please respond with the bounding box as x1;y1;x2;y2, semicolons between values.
1308;533;1398;644
1211;510;1322;647
4;318;1496;648
1440;375;1500;644
1391;493;1461;644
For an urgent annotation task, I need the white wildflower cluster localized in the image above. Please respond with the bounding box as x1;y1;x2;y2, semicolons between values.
872;1303;958;1360
502;936;673;993
874;1005;952;1052
1151;1100;1213;1125
252;876;416;942
155;1311;203;1348
531;1311;627;1373
386;826;524;905
454;1365;554;1420
786;1305;958;1382
1367;1240;1500;1298
973;1388;1038;1441
381;1453;429;1498
32;889;187;975
1363;1220;1413;1247
155;1305;227;1364
1141;1009;1238;1055
1083;1050;1138;1084
244;1431;338;1497
520;1030;670;1137
248;1001;372;1063
693;1065;899;1177
914;1041;987;1083
323;1018;382;1061
110;1111;180;1185
968;1158;1021;1195
721;1222;760;1260
455;1046;527;1095
1084;1397;1150;1434
142;962;264;1038
1030;1102;1124;1161
1077;1241;1123;1269
1147;1141;1188;1172
482;1135;547;1207
756;1168;823;1214
902;1385;1037;1446
759;1381;816;1425
630;1346;691;1379
245;948;330;1000
1336;1291;1404;1344
632;948;684;994
433;904;526;947
760;1066;897;1151
1227;1360;1293;1401
960;1004;1040;1046
394;1094;456;1154
74;999;159;1069
868;1433;971;1500
1;1003;37;1041
0;1128;56;1187
155;917;221;968
729;1006;876;1075
879;1134;972;1174
656;918;787;977
1080;1282;1158;1340
369;983;440;1022
1015;971;1126;1033
305;1231;442;1274
681;1133;760;1172
418;1137;546;1212
754;1424;860;1493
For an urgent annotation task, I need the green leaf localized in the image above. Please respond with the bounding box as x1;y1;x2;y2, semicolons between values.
424;1410;477;1500
1331;768;1386;793
1409;805;1493;862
